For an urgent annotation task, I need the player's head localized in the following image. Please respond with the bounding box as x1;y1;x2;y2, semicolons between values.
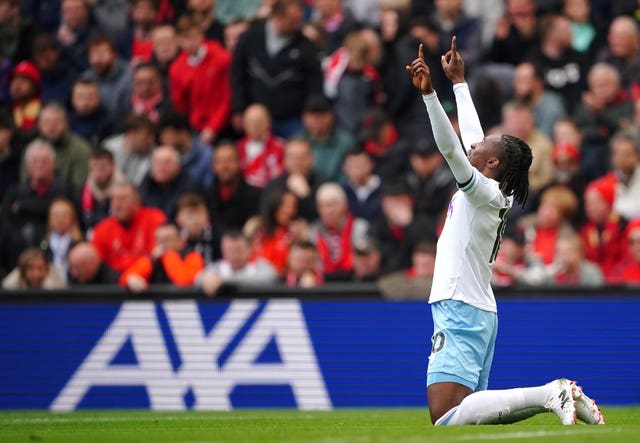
469;133;532;206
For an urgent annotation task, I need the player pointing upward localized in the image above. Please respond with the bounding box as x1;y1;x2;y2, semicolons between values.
406;37;604;426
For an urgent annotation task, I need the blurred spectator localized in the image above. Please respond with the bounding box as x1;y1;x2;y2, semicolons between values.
312;0;361;55
609;219;640;284
103;115;155;186
2;247;65;289
342;147;382;222
30;102;91;188
0;108;27;201
348;235;381;282
131;62;173;124
40;197;83;283
82;36;133;121
32;33;77;105
525;13;587;113
491;225;528;287
175;193;221;264
231;0;323;138
187;0;225;43
462;0;504;49
263;136;327;222
10;61;41;131
196;229;277;297
21;0;61;34
67;241;120;285
579;177;626;279
158;111;213;189
309;182;368;280
343;0;379;28
92;0;129;38
223;18;249;54
0;0;34;62
358;107;410;181
151;24;180;93
69;78;116;145
116;0;158;62
169;14;231;144
378;241;436;299
562;0;607;60
596;15;640;101
548;142;586;212
299;94;354;182
256;188;307;274
520;185;579;266
80;147;125;232
92;181;166;271
368;180;438;273
327;30;384;134
57;0;101;72
119;222;204;292
139;145;199;218
512;62;567;139
283;240;323;287
500;100;554;199
405;138;455;219
2;139;75;249
575;63;634;181
237;103;285;188
432;0;482;69
607;131;640;221
486;0;538;66
548;233;604;286
204;140;261;231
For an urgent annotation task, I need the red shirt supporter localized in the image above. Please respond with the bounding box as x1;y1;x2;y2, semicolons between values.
91;183;166;271
579;178;626;278
169;15;231;143
237;134;285;188
610;219;640;284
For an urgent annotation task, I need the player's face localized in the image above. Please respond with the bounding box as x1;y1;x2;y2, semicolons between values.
468;134;501;171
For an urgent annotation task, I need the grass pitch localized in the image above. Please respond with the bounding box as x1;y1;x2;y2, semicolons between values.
1;408;639;443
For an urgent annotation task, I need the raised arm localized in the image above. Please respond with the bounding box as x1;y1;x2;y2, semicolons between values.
441;36;484;152
406;45;473;185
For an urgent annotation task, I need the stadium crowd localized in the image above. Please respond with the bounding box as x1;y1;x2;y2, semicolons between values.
2;0;640;297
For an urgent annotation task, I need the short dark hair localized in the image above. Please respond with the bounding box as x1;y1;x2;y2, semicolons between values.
89;146;114;162
88;35;117;53
177;193;206;211
133;61;161;76
413;241;436;256
158;111;191;132
290;239;316;252
176;13;205;34
222;229;248;242
271;0;303;16
123;114;155;133
381;179;411;197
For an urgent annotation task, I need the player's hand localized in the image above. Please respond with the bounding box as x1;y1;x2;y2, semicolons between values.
405;44;434;95
441;36;465;85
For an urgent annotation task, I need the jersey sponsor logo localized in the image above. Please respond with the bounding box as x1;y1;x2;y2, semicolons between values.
50;300;331;411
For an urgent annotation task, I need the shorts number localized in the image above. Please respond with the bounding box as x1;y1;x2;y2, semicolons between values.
431;331;445;354
489;207;510;264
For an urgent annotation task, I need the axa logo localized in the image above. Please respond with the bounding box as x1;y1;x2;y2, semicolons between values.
51;299;331;411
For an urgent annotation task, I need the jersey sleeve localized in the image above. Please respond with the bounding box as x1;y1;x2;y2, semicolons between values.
422;92;473;185
453;83;484;152
460;168;509;207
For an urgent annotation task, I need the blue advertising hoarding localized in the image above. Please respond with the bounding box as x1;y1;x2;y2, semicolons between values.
0;296;638;410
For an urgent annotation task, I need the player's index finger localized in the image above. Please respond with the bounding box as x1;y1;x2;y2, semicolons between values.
418;43;424;60
451;36;457;54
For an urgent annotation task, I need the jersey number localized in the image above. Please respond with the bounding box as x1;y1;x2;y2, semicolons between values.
489;207;510;264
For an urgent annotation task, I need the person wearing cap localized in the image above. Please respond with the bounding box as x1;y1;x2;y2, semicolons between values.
406;138;456;218
299;93;354;182
9;61;42;131
609;218;640;284
32;32;78;106
350;236;382;282
579;176;626;279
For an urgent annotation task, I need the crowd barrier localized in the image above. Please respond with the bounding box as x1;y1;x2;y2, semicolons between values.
1;284;639;410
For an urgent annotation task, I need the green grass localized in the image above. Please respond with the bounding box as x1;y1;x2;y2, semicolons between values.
1;408;639;443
